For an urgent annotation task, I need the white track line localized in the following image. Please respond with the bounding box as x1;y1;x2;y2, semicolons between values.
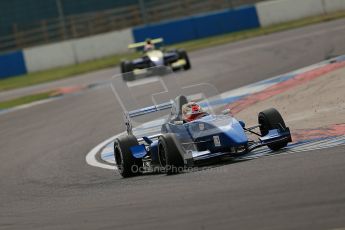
85;55;345;170
85;132;124;170
88;133;345;170
0;97;59;116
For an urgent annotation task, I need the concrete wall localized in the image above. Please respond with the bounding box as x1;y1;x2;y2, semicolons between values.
23;28;133;72
256;0;325;27
23;6;258;73
23;41;76;73
324;0;345;13
2;0;345;78
72;28;133;63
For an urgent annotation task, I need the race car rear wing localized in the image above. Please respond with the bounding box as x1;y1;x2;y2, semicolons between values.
124;101;172;135
127;101;173;118
128;38;164;49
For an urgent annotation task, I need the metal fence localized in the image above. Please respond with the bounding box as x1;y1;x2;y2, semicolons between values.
0;0;265;52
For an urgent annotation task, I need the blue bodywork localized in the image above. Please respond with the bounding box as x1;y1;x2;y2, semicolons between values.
128;113;291;166
118;98;292;168
130;145;147;159
162;115;248;148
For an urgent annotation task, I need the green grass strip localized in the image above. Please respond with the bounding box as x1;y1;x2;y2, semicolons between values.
1;10;345;92
0;91;53;110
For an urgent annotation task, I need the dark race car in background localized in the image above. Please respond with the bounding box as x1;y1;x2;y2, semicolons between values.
120;38;191;81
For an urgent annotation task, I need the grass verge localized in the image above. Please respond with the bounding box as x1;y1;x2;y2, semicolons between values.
0;10;345;93
0;91;53;110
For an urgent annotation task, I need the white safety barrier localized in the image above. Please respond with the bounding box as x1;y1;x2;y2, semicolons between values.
23;28;134;72
23;0;345;73
256;0;325;27
23;41;76;73
324;0;345;13
72;28;133;63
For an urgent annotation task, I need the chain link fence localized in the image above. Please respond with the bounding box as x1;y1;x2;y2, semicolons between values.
0;0;266;53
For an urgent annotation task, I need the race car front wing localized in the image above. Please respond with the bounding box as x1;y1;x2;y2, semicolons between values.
182;128;291;165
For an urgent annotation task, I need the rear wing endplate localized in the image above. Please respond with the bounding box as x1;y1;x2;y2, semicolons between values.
127;101;173;118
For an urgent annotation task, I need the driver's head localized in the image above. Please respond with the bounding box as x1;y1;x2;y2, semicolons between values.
182;102;206;122
144;38;154;51
145;38;152;44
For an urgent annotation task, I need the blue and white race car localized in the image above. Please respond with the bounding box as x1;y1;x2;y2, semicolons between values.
114;93;292;178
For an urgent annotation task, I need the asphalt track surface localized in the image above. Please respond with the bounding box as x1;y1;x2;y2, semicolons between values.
1;19;345;230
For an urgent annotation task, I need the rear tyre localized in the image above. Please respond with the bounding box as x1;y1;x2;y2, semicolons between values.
258;108;290;151
158;134;184;175
114;135;143;178
120;61;126;74
121;61;135;81
178;50;191;70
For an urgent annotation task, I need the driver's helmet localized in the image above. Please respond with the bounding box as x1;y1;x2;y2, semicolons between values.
182;102;207;122
144;38;155;51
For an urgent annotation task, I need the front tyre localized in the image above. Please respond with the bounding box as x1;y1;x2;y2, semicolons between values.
114;135;143;178
258;108;290;151
158;134;184;175
178;50;191;70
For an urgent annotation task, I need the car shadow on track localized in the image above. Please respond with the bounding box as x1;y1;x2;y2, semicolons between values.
129;147;289;178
